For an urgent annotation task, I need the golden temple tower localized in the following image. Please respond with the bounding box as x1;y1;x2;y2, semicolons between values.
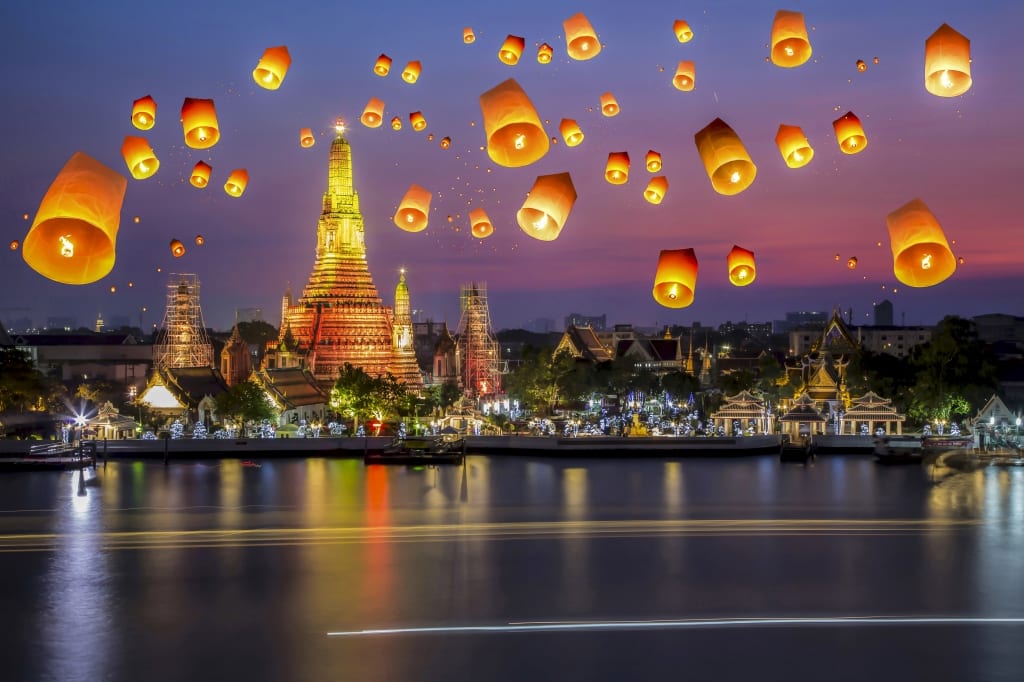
389;269;424;390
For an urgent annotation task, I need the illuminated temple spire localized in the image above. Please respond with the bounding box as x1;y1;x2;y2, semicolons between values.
390;268;424;389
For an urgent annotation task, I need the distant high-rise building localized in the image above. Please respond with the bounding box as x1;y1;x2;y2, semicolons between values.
45;316;76;331
94;313;104;333
564;313;606;331
874;299;894;326
235;307;264;323
525;317;555;333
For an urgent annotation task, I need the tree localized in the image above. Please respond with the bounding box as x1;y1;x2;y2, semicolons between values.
0;347;48;412
237;320;278;364
329;363;377;430
660;371;701;406
215;380;275;435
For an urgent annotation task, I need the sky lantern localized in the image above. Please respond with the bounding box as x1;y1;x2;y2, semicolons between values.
223;169;248;197
440;136;451;149
600;92;619;117
563;13;601;60
409;111;427;131
856;59;867;72
390;116;402;131
299;127;315;147
605;151;630;185
189;161;211;188
133;215;140;224
401;60;421;83
194;235;205;246
394;184;432;232
847;256;858;269
170;239;185;257
131;95;156;130
537;43;553;64
252;46;291;90
770;10;812;67
727;245;757;286
374;54;392;76
9;240;18;251
479;78;549;168
517;172;577;241
361;97;385;128
833;111;867;154
463;27;475;44
645;150;662;172
694;118;757;195
886;198;956;287
775;124;813;168
673;60;695;91
673;20;693;43
498;35;525;65
469;208;493;238
180;98;220;149
22;152;126;285
925;24;972;97
559;118;584;147
644;176;668;204
121;136;159;180
652;248;698;308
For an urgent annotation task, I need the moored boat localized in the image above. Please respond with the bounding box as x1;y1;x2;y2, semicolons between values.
365;434;466;465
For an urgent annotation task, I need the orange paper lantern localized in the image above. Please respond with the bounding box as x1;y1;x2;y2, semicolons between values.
440;136;451;150
605;152;630;185
22;152;127;284
131;95;156;130
653;249;698;308
925;24;972;97
537;43;553;64
252;46;291;90
121;136;159;180
673;61;696;91
775;124;813;168
390;116;402;131
479;78;549;168
394;184;432;232
409;111;427;131
600;92;619;117
847;256;858;269
886;198;956;287
299;127;315;147
833;111;867;154
558;119;584;147
673;20;693;43
469;208;494;238
9;240;18;251
401;60;421;83
856;59;867;72
374;54;392;77
170;239;185;257
463;27;476;44
727;245;756;286
770;10;812;67
694;118;757;195
180;98;220;149
644;176;668;205
498;35;525;65
645;150;662;172
563;12;601;60
223;169;248;197
195;235;205;246
361;97;385;128
517;172;577;241
190;161;212;188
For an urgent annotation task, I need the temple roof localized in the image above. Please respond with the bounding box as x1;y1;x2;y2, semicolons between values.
560;325;613;363
779;393;826;422
253;368;327;409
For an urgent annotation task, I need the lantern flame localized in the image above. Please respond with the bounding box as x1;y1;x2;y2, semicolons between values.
59;235;74;258
922;254;932;269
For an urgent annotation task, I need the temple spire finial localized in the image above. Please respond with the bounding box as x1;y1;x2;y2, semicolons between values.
334;117;346;136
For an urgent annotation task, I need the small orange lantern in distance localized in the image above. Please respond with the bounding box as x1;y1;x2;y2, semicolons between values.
121;136;160;180
190;161;212;188
194;235;205;246
645;150;663;173
559;119;584;147
131;95;157;130
644;177;669;205
537;43;553;64
479;78;549;168
605;152;630;185
600;92;619;117
299;127;315;147
469;208;494;238
180;98;220;149
401;60;421;83
170;239;185;257
653;248;698;308
252;46;291;90
847;256;858;269
409;111;427;131
394;184;432;232
390;116;402;131
770;10;812;67
440;136;451;150
498;35;525;65
856;59;867;72
833;111;867;154
517;172;577;241
694;118;757;195
463;27;476;44
925;24;972;97
775;124;814;168
673;20;693;43
361;97;385;128
673;61;696;91
886;198;957;287
563;12;601;60
9;240;18;251
224;169;248;197
727;245;757;286
374;54;392;76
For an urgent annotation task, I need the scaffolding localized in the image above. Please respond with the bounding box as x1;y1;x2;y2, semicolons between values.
154;273;213;369
456;282;502;400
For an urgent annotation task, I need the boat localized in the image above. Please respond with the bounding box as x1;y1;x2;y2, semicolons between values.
874;433;973;465
779;436;816;463
364;434;466;465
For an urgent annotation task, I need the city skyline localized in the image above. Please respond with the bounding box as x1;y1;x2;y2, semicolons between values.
2;0;1022;331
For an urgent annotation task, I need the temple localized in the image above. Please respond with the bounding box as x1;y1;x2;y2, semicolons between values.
264;119;422;392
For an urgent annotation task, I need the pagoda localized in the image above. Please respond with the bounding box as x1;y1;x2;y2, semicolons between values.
389;269;424;389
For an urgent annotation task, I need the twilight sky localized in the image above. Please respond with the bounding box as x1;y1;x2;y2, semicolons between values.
2;0;1022;332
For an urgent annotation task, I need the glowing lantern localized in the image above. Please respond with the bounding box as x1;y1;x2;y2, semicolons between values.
22;213;29;220
833;111;867;154
121;136;159;180
600;92;620;117
563;12;601;60
110;285;116;293
673;20;693;43
361;97;385;128
190;161;212;188
390;116;402;131
834;253;841;261
644;176;668;204
537;43;553;64
194;235;205;246
856;59;867;72
299;127;315;148
652;248;698;308
770;10;812;67
223;169;248;197
694;118;757;195
469;208;494;238
401;60;421;83
847;256;858;269
9;240;19;251
925;24;972;97
479;78;549;168
727;245;756;286
170;239;185;257
409;111;427;131
673;61;695;91
645;150;662;173
180;98;220;149
874;56;880;65
775;124;813;168
252;46;291;90
605;152;630;185
427;133;434;141
886;198;956;287
131;95;157;130
133;216;140;224
517;172;577;241
21;153;127;284
394;184;432;232
374;54;392;77
463;27;475;44
498;35;525;65
957;256;965;265
559;118;584;147
438;136;451;150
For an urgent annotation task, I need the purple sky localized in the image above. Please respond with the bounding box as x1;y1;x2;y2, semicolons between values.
2;0;1022;332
